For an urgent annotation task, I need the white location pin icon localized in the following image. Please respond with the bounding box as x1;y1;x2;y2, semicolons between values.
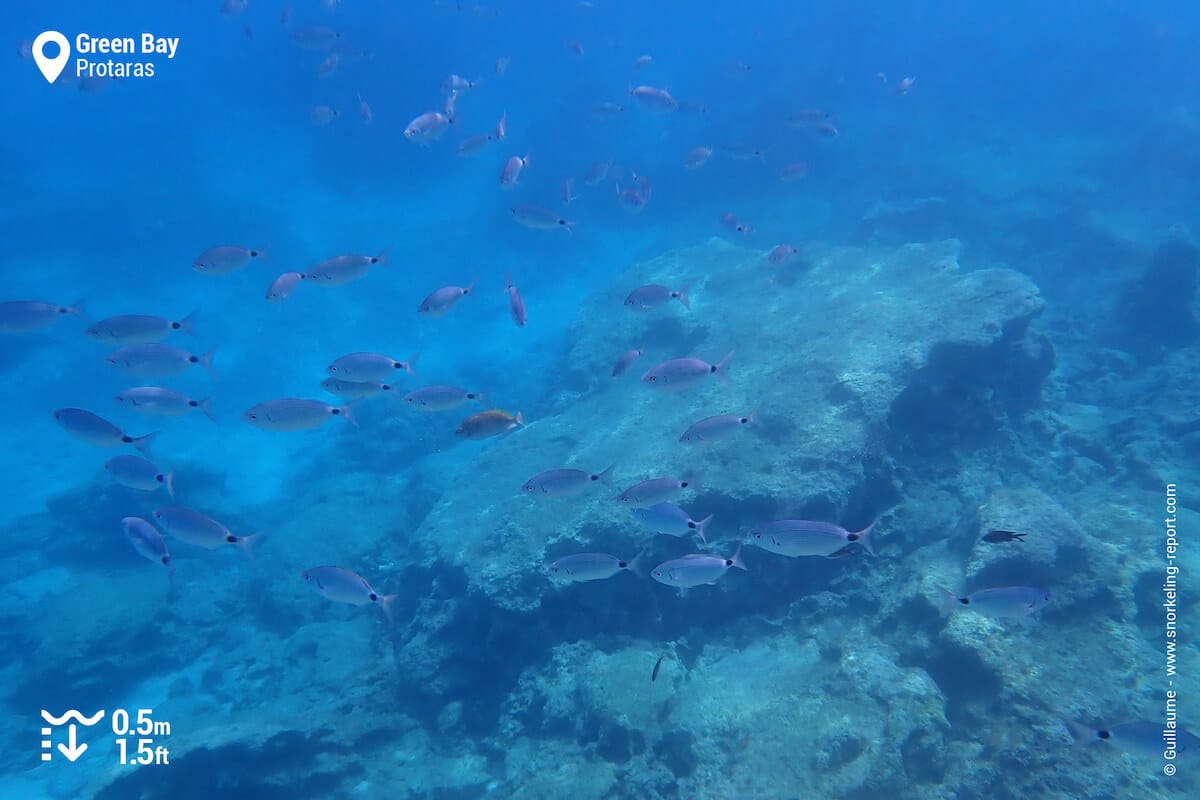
32;31;70;84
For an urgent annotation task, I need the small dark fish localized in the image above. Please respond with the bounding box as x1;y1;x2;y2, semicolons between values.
651;655;665;682
982;529;1026;543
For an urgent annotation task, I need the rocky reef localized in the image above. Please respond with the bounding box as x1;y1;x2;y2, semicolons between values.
8;235;1193;800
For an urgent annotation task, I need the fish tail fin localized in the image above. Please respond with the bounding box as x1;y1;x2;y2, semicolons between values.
131;430;158;456
939;588;962;617
856;519;878;556
68;297;90;321
464;282;474;296
730;546;748;571
523;152;532;167
515;411;525;426
1014;532;1027;542
200;349;218;379
375;248;390;267
714;350;735;382
469;390;485;403
199;398;217;423
677;287;690;309
380;594;399;625
695;514;713;544
504;271;513;291
598;463;617;484
1065;720;1098;748
404;353;419;375
180;309;199;336
164;471;176;500
626;550;647;578
235;531;267;560
339;405;358;428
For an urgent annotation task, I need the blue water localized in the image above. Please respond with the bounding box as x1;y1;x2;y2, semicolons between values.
3;1;1199;798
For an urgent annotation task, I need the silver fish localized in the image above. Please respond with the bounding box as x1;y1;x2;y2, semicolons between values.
548;552;642;582
745;519;876;558
242;399;355;431
591;102;625;119
441;74;477;93
458;133;492;157
510;206;574;232
266;272;303;302
940;586;1050;618
1067;721;1200;758
617;477;693;508
560;178;578;205
192;245;263;275
85;312;195;343
321;378;394;400
122;516;172;574
302;253;386;286
611;347;644;378
624;285;689;311
404;111;452;144
684;146;713;170
455;409;522;439
115;386;214;421
642;352;733;391
768;244;799;264
52;408;155;453
629;85;678;112
104;455;174;497
651;550;745;590
679;412;754;444
302;566;395;619
310;106;340;125
500;154;531;188
106;343;216;379
403;385;484;412
521;464;615;497
418;285;472;317
0;300;83;333
152;506;258;553
326;352;417;382
631;503;711;543
506;275;527;327
583;161;611;185
292;25;342;49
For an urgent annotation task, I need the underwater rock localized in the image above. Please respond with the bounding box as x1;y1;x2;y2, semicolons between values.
964;486;1123;613
499;632;955;799
411;237;1048;612
1106;237;1200;362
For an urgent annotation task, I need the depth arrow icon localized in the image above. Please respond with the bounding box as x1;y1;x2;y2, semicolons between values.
57;724;87;762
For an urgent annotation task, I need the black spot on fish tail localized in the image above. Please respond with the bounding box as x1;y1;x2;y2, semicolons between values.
226;535;237;543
